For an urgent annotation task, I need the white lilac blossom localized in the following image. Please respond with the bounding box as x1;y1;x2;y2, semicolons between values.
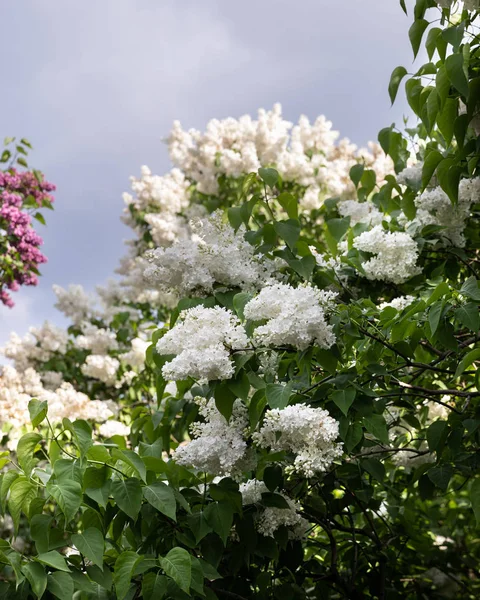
53;284;95;324
353;226;420;284
156;306;249;381
239;479;309;540
396;163;423;189
0;365;113;447
379;296;415;311
168;104;392;197
411;179;480;247
174;397;250;477
337;200;383;226
243;283;337;351
98;420;130;438
81;355;120;387
123;166;190;215
75;323;119;355
144;211;275;297
253;403;343;476
2;322;68;372
120;337;150;370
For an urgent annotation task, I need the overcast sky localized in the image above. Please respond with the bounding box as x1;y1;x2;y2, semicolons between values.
0;0;419;347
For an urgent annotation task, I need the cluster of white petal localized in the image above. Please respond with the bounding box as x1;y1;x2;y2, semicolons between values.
168;104;392;199
75;323;119;355
123;166;190;215
120;337;150;370
98;419;130;438
396;163;423;189
144;211;275;297
0;365;112;448
156;306;249;381
379;295;415;311
174;398;250;477
337;199;384;226
53;284;95;324
244;283;337;351
253;403;342;476
2;322;68;371
410;179;480;247
353;226;421;284
239;479;309;539
81;354;120;386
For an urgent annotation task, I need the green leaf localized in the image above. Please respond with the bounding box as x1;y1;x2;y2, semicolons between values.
421;150;443;190
111;478;143;520
363;415;389;445
71;420;93;459
428;464;453;490
470;478;480;526
327;218;350;242
143;481;176;521
428;301;444;336
263;465;283;492
37;551;70;572
160;547;192;594
350;163;364;187
71;528;105;570
455;348;480;379
425;27;441;60
445;53;469;98
8;478;37;533
427;420;449;454
17;432;42;476
461;277;480;301
142;572;168;600
28;399;48;428
436;65;450;108
265;382;293;409
344;424;363;452
204;502;234;545
437;98;457;145
389;66;408;104
331;388;356;417
114;551;142;600
233;292;253;321
22;562;47;598
277;192;298;219
112;449;147;483
409;19;429;59
361;458;385;481
258;167;279;189
31;514;53;554
455;303;479;332
274;219;300;249
227;207;243;231
47;480;82;523
47;572;74;600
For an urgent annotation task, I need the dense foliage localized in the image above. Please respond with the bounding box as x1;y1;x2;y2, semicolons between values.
1;1;480;598
0;137;55;307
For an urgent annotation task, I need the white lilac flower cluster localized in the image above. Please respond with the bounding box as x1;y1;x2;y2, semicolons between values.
98;419;130;438
81;354;120;387
53;284;95;324
243;283;337;351
379;295;415;312
239;479;309;539
337;200;383;226
174;397;250;477
168;104;392;206
75;323;119;355
144;211;275;297
353;226;421;284
409;179;480;248
253;403;343;477
396;163;423;190
2;321;68;372
0;365;113;450
156;306;249;381
120;337;150;370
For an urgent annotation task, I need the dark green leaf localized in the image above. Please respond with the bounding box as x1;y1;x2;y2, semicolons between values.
389;66;408;104
160;547;191;594
72;528;105;570
409;19;429;59
111;478;143;520
114;552;142;600
143;481;176;521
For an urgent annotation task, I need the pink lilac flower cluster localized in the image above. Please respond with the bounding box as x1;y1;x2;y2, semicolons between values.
0;169;56;307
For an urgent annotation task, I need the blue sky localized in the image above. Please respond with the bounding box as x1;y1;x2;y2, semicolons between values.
0;0;417;346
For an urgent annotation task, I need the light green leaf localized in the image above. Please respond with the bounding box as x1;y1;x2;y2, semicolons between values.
455;303;479;332
454;348;480;379
461;277;480;301
470;479;480;526
265;382;293;410
389;66;408;104
47;480;82;523
112;449;146;483
409;19;429;59
8;478;37;533
37;551;70;572
28;399;48;428
111;478;143;520
258;167;279;189
23;562;47;598
47;572;74;600
274;219;300;249
114;551;142;600
17;432;42;476
143;481;176;521
31;514;53;554
160;547;191;594
437;98;456;146
277;192;298;219
72;528;105;570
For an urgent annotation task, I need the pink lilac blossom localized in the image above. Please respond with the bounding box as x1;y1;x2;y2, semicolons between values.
0;168;55;306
